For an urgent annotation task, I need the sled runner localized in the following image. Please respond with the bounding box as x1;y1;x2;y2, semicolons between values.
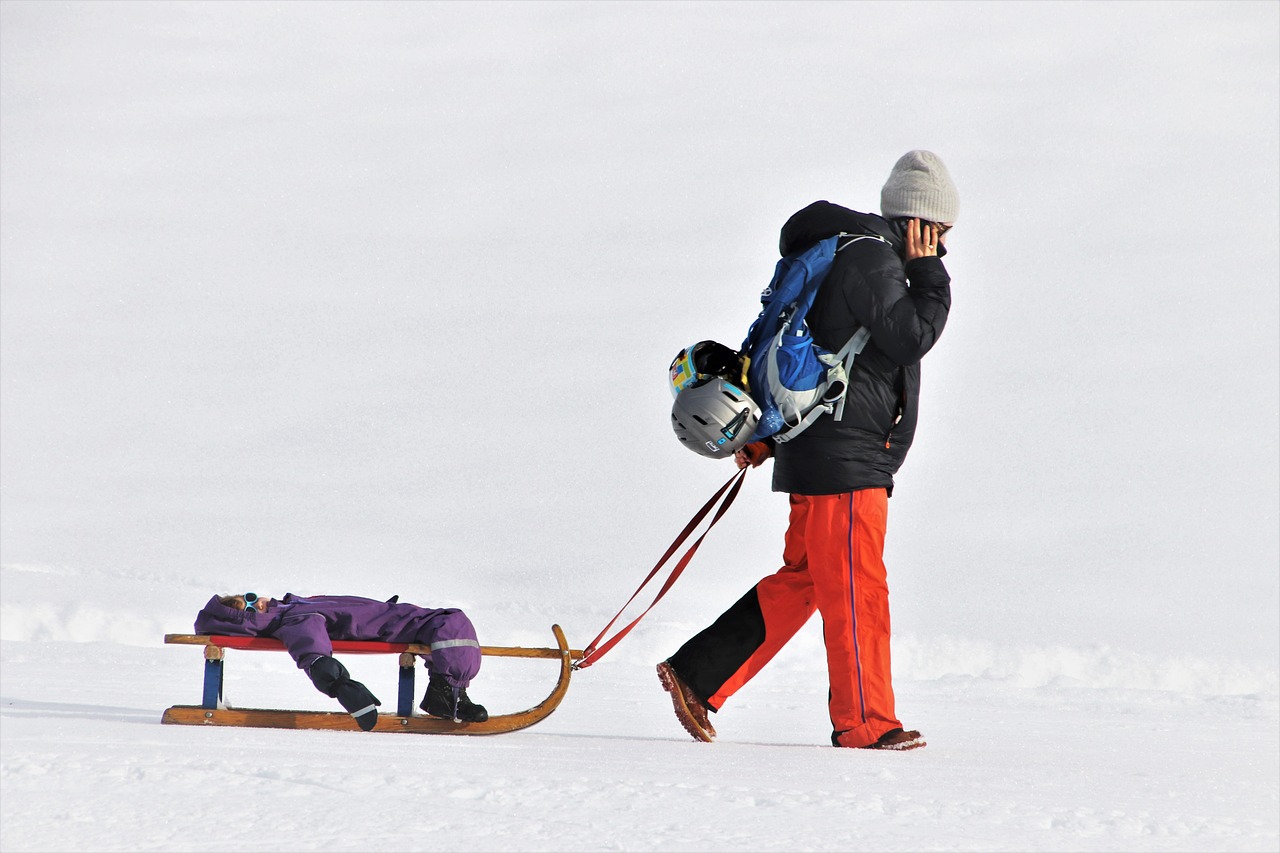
161;624;582;735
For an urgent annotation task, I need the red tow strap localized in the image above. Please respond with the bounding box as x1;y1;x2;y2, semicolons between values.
574;466;749;670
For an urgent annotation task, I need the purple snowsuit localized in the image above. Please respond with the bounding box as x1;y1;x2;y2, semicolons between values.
194;593;482;688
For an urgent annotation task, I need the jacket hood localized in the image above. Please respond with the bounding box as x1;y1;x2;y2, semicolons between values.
779;201;946;259
779;202;896;256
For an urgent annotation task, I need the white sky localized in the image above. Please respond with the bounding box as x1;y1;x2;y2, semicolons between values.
1;0;1277;659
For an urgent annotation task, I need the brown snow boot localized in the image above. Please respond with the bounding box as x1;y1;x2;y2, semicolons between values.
833;727;926;751
657;661;715;743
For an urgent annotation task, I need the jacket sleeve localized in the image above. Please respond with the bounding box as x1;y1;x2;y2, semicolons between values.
272;611;334;669
838;242;951;365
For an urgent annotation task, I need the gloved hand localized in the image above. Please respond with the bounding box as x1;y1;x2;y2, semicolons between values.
735;441;773;470
307;655;382;731
335;680;382;732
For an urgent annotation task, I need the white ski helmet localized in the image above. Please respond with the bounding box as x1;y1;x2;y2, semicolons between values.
671;378;761;459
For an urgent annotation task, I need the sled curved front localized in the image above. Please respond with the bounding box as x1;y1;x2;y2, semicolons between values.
161;624;580;736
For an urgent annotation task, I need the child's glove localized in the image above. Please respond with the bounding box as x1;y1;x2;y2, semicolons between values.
307;655;382;731
335;680;382;731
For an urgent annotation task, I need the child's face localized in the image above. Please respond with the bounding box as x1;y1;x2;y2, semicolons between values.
235;594;271;613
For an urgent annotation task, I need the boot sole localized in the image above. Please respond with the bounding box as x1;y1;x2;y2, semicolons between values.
860;735;926;751
420;707;489;723
656;663;715;743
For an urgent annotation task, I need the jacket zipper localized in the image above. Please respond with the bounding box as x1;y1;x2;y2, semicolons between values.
884;414;901;449
884;393;906;449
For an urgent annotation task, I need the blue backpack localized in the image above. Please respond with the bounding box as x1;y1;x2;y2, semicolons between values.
742;232;885;443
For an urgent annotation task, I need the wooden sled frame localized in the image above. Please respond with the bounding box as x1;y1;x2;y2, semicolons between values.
161;624;583;735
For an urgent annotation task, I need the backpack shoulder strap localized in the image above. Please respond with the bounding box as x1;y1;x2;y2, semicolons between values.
832;326;872;422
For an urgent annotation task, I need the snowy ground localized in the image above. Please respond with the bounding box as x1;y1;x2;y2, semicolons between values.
2;2;1278;851
2;561;1277;852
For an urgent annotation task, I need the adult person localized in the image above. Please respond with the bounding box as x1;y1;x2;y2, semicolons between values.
657;150;958;751
194;591;488;730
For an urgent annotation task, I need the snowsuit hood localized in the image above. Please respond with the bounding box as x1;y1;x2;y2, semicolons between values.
193;594;263;635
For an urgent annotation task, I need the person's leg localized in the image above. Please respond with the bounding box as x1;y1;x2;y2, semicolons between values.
403;608;487;722
805;489;903;748
403;608;481;688
667;495;818;711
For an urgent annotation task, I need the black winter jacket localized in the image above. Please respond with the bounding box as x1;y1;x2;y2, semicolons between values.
770;201;951;496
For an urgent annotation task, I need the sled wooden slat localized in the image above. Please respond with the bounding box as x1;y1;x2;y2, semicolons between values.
161;624;580;736
160;705;567;734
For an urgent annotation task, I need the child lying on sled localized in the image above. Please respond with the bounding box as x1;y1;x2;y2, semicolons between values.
194;592;488;730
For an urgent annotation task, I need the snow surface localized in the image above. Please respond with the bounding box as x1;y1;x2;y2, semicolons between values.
2;2;1277;851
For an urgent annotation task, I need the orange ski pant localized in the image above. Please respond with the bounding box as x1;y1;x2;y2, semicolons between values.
701;489;900;746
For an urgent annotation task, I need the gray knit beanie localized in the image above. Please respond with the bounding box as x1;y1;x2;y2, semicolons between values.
880;150;959;224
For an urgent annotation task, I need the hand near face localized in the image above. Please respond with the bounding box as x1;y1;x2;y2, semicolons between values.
905;217;941;261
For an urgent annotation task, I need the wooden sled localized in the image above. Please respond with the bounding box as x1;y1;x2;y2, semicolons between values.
161;624;583;735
